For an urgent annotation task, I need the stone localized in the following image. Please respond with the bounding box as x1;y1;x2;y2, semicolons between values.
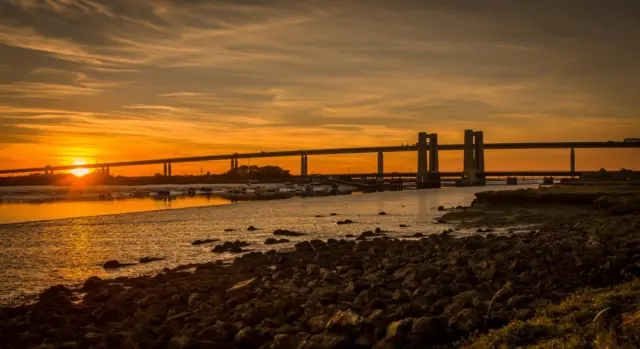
337;219;355;225
82;276;103;290
224;228;234;232
411;316;448;337
307;314;330;333
300;334;350;349
247;226;258;231
265;238;290;245
235;327;263;347
139;256;165;263
274;229;306;237
379;212;387;215
437;206;445;211
199;321;237;342
399;224;409;228
191;239;218;245
450;308;482;333
385;318;413;339
227;278;258;294
102;260;135;269
187;293;203;308
325;310;362;333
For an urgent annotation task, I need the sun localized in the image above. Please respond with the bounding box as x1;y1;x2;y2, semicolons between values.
70;159;90;177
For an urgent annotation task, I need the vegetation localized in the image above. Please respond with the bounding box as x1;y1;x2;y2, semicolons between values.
0;165;292;186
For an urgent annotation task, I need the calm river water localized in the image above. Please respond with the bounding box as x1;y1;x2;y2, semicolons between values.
0;184;536;305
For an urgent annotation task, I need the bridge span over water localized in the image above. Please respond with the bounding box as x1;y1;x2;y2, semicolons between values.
1;129;638;188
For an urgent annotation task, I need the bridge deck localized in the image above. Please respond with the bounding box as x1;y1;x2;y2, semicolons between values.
0;141;637;175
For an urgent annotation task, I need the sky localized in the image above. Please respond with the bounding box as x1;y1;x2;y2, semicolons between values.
0;0;639;176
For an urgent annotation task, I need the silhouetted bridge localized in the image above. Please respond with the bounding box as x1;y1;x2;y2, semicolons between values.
1;130;637;188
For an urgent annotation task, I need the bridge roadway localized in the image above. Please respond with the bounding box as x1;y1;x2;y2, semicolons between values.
0;141;637;175
316;171;585;178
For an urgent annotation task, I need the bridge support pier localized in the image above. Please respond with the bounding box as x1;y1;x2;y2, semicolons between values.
416;132;428;188
167;163;172;177
570;148;576;176
44;165;52;175
506;176;518;185
301;154;308;176
377;152;384;183
423;133;442;188
163;163;168;176
543;176;554;185
456;129;486;187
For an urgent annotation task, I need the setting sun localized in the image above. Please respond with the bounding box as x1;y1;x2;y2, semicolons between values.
70;160;90;177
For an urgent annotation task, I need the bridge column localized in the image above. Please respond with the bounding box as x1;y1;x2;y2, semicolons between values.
234;158;239;169
167;163;172;177
474;131;486;185
416;132;428;187
163;163;167;176
301;154;308;176
377;152;384;183
570;148;576;175
423;133;441;188
44;165;52;175
106;167;110;176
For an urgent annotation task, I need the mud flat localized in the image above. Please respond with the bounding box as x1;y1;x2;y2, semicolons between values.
1;185;639;348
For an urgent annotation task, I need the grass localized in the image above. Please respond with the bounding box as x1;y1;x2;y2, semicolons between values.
464;278;640;349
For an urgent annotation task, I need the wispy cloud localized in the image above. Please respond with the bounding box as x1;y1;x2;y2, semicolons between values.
0;0;638;172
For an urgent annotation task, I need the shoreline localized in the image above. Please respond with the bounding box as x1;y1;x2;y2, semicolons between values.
1;185;639;348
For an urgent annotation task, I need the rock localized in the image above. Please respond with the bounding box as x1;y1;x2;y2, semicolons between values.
247;226;258;231
307;314;330;333
300;334;350;349
226;278;258;293
330;213;338;216
82;276;103;290
139;256;165;263
235;327;264;347
325;310;362;333
345;234;355;238
450;308;482;333
337;219;354;225
411;316;448;338
476;228;496;233
187;293;203;307
360;231;377;238
199;321;237;342
191;239;218;245
437;205;445;211
224;228;234;232
212;240;251;253
315;215;324;218
274;229;306;237
102;260;135;269
385;318;413;339
399;224;409;228
379;212;387;215
375;227;383;234
265;238;290;245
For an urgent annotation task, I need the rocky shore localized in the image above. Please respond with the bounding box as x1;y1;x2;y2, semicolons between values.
1;185;639;348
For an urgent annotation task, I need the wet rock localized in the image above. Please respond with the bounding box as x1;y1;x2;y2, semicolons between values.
345;234;355;238
192;239;218;245
82;276;103;290
449;308;482;333
379;212;387;215
399;224;409;228
212;240;251;253
337;219;355;225
330;213;338;216
325;310;362;333
308;314;330;333
139;256;166;263
235;327;264;347
315;215;324;218
403;233;424;238
224;228;234;232
102;260;136;269
384;318;413;339
199;321;237;342
274;229;306;237
438;205;445;211
247;226;258;231
300;334;350;349
227;278;258;294
360;231;377;238
476;228;495;233
411;316;449;338
265;238;290;245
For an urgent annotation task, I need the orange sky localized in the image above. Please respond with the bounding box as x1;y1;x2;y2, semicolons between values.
0;0;638;176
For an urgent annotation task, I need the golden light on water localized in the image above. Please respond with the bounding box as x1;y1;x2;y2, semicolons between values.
70;159;90;177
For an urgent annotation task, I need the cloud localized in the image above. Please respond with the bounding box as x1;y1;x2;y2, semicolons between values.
0;0;638;172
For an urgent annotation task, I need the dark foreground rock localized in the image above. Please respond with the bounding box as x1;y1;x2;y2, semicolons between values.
2;188;640;349
212;240;251;253
139;256;166;264
102;260;136;269
192;238;219;245
274;229;306;237
337;219;355;225
265;238;290;245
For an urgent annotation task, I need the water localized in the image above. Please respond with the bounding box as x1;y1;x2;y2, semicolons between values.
0;184;537;305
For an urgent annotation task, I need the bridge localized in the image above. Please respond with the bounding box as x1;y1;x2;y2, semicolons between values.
0;129;637;188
